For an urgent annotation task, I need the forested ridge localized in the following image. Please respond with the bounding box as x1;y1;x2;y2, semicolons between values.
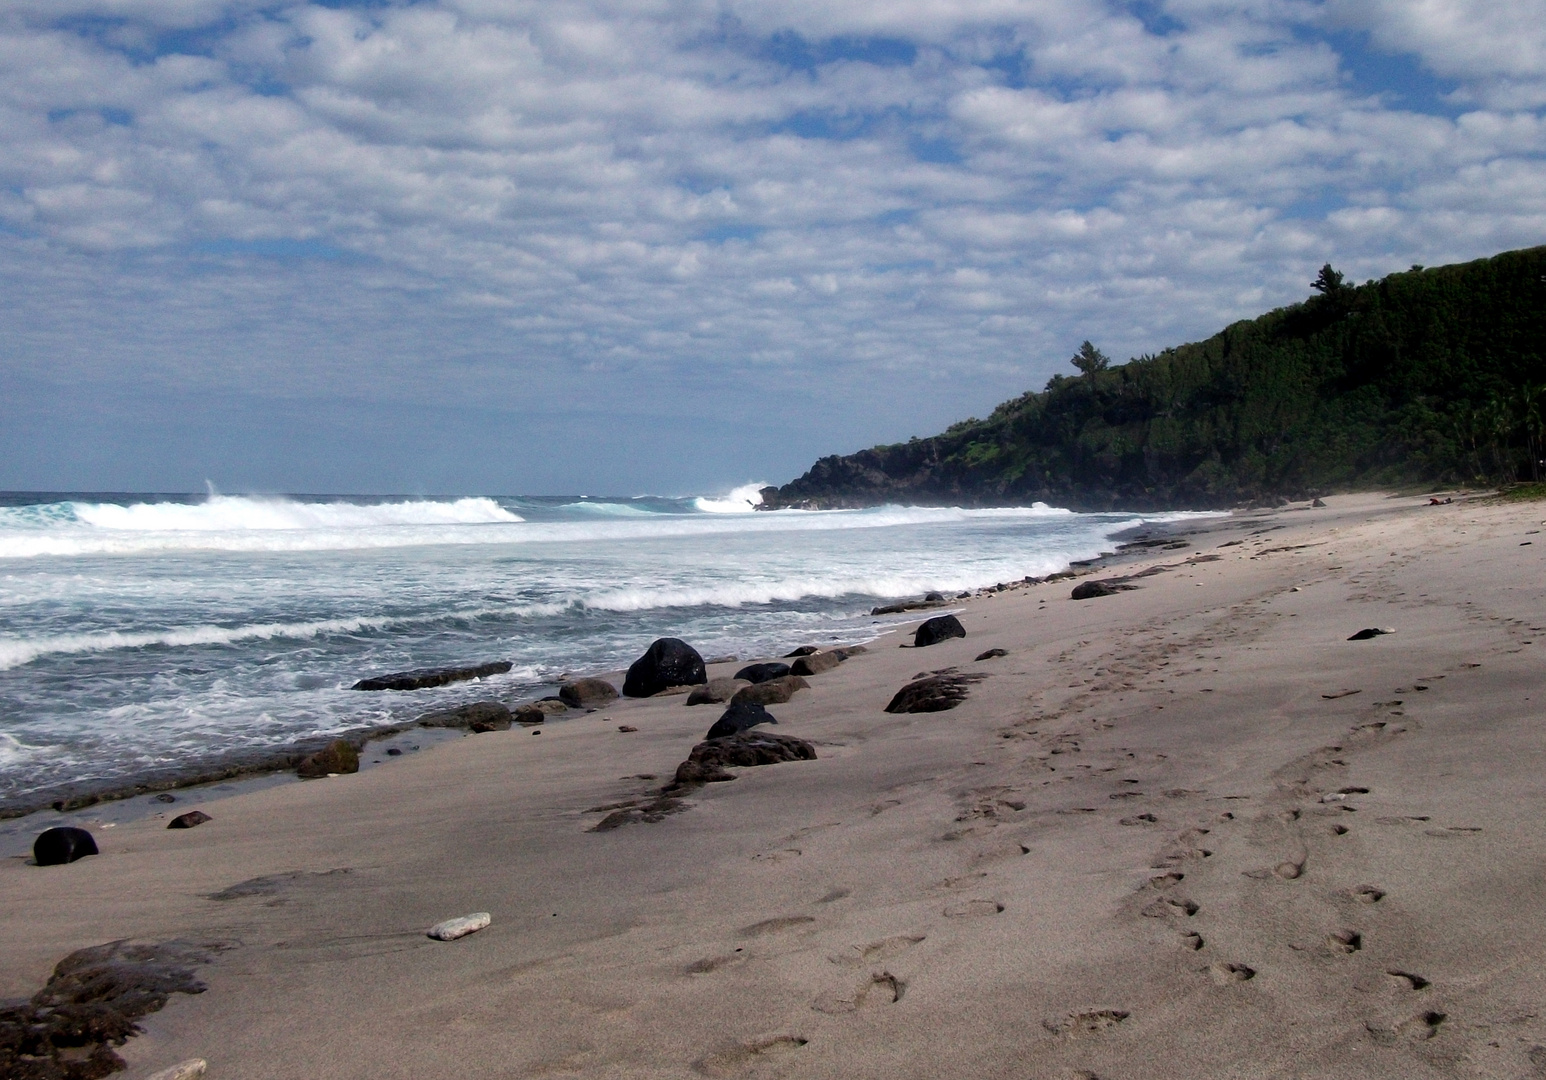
761;245;1546;511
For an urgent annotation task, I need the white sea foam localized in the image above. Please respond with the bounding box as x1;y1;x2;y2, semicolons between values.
0;497;1096;559
0;604;569;671
693;482;767;514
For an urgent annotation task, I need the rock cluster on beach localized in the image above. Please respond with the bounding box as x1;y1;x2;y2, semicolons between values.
0;939;215;1080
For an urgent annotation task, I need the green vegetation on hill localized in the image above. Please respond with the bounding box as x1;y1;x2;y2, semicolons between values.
762;246;1546;511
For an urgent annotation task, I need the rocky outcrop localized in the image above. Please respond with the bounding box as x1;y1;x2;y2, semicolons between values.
913;614;966;647
667;731;817;790
559;677;620;708
33;826;98;866
167;811;211;830
623;638;707;697
352;661;512;691
0;939;216;1080
705;700;776;740
731;675;809;706
1071;579;1135;600
417;701;512;731
296;739;359;778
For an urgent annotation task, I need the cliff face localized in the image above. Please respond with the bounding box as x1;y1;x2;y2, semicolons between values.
762;246;1546;511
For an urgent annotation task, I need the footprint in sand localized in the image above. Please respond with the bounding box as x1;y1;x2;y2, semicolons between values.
1180;932;1205;951
1386;970;1430;990
1208;961;1256;984
738;916;816;938
695;1035;808;1076
812;971;906;1014
1120;813;1158;826
1350;885;1386;904
943;899;1004;918
1327;929;1362;954
1043;1010;1130;1037
1142;897;1199;918
830;934;925;968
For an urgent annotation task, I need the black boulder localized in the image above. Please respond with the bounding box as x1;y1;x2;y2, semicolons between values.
622;638;707;697
734;662;791;684
34;826;98;866
705;700;777;740
913;614;966;647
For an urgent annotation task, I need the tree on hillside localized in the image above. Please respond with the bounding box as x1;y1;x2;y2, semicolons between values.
1310;263;1346;295
1071;341;1110;379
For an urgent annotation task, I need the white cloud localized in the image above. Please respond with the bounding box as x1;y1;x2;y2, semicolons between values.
0;0;1542;490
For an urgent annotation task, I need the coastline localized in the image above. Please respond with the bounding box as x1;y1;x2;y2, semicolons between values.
5;489;1544;1078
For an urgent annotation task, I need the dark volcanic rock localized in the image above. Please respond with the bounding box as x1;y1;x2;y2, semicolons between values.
167;811;211;830
783;645;819;657
667;731;817;790
975;648;1008;661
705;700;777;740
790;651;842;676
734;662;791;684
1071;579;1139;599
296;739;359;778
731;675;809;706
417;701;513;732
913;614;966;647
885;672;987;713
33;826;98;867
353;661;512;691
623;638;707;697
1348;627;1394;641
686;678;749;706
559;677;620;708
0;939;216;1080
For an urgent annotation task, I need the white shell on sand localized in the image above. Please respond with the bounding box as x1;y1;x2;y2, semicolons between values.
143;1059;207;1080
427;912;492;940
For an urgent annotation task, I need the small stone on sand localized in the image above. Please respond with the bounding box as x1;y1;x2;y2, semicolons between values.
428;912;491;940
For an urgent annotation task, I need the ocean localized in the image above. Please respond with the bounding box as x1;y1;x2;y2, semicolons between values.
0;486;1207;810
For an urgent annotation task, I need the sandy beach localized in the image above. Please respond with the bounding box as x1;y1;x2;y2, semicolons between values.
5;491;1545;1079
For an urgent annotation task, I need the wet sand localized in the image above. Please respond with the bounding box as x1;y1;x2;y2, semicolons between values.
4;491;1545;1079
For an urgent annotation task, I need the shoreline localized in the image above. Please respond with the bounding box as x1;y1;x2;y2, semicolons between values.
0;508;1218;821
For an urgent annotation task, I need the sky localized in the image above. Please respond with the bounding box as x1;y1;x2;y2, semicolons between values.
1;0;1544;496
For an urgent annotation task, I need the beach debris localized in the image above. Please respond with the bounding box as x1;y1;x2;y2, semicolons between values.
418;701;512;732
296;739;359;778
687;678;751;705
783;645;819;657
790;651;842;676
623;638;707;697
731;675;809;706
386;747;403;756
352;661;512;691
559;677;620;708
735;662;791;684
974;648;1008;661
617;725;638;732
144;1059;208;1080
913;614;966;647
884;672;987;713
705;700;777;740
168;811;212;830
1348;627;1396;640
33;826;99;866
0;939;216;1080
666;731;817;790
427;912;491;941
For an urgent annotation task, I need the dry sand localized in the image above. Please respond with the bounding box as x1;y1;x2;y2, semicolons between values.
4;492;1546;1079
